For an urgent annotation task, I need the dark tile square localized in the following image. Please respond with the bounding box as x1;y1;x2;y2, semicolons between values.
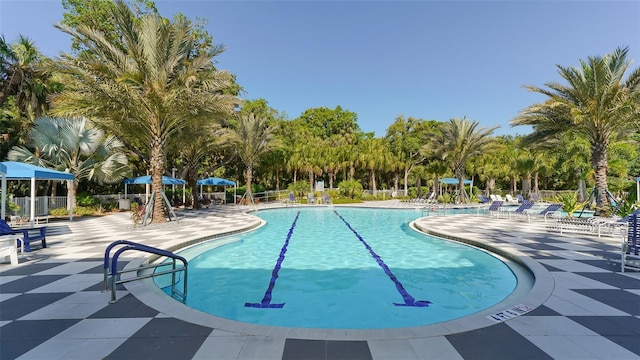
0;262;64;276
575;272;640;289
0;292;72;320
0;275;67;294
0;319;80;359
525;305;562;316
104;318;211;360
569;316;640;336
526;252;565;260
447;322;553;360
327;341;372;360
88;293;159;318
569;316;640;356
520;243;564;251
573;289;640;315
541;264;565;272
283;339;326;360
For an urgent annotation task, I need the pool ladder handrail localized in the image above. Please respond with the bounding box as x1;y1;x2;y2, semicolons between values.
103;240;188;304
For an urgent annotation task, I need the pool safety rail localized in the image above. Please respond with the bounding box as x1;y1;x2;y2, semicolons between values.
103;240;188;304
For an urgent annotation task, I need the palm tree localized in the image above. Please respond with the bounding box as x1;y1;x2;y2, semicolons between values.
233;113;278;204
7;116;129;209
512;47;640;215
0;35;53;118
358;137;392;196
430;117;498;203
51;0;238;222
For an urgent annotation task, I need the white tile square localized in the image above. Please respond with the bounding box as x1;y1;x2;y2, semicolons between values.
27;274;102;293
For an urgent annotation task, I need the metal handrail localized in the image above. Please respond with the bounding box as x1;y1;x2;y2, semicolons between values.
103;240;188;303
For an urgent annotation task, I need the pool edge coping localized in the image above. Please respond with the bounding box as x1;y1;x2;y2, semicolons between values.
122;208;555;341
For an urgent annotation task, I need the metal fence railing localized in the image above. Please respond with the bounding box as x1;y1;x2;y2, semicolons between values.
9;196;68;217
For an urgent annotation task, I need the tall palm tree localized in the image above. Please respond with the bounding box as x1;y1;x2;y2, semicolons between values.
233;113;278;204
431;117;498;203
358;137;392;196
7;116;129;208
51;0;238;222
512;47;640;215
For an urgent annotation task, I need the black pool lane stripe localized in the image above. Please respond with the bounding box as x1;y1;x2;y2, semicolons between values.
333;210;432;307
245;211;301;308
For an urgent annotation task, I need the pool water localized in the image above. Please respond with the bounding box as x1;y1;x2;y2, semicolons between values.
158;207;517;329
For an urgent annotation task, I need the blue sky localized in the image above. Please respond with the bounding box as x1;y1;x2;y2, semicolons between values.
1;1;639;137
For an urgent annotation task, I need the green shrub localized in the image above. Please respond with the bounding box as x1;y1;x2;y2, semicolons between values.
332;197;363;204
74;206;96;216
287;181;312;199
337;180;363;199
50;208;68;216
76;193;100;207
555;192;587;218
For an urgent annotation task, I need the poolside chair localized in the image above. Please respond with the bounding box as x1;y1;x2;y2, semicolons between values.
323;193;332;204
486;201;504;217
499;200;534;219
621;212;639;272
423;191;436;204
516;194;525;203
478;195;491;204
489;194;498;202
524;203;563;223
283;192;297;206
0;218;47;252
307;192;315;204
495;195;505;202
505;194;517;203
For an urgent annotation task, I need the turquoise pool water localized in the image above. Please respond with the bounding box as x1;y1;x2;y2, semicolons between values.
159;207;517;329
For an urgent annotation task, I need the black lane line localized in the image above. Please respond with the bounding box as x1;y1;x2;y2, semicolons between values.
333;210;431;307
244;211;301;308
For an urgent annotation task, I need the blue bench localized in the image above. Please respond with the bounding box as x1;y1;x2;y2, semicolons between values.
0;219;47;252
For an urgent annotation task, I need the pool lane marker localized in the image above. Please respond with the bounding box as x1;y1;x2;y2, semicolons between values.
333;210;432;307
245;211;301;308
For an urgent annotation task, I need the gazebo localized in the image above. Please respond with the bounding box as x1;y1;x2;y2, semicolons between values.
196;177;236;204
439;177;473;201
0;161;75;227
123;175;186;204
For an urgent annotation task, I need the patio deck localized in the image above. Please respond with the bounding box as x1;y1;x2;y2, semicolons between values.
1;202;639;359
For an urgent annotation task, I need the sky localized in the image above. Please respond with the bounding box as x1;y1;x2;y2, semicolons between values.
1;0;639;137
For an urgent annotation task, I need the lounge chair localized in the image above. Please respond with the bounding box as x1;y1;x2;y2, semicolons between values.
489;194;498;202
516;194;525;203
323;193;332;204
0;218;47;252
478;195;491;204
307;192;315;204
422;191;436;204
621;212;639;272
524;203;563;223
283;192;297;206
505;194;517;203
495;195;505;202
498;200;534;219
486;201;504;217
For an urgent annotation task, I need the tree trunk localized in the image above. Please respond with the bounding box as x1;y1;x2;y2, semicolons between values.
522;174;531;199
370;169;377;196
591;141;609;215
150;138;166;223
403;166;410;197
245;164;254;204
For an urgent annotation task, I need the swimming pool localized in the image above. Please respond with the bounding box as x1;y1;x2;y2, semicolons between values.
157;207;518;329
